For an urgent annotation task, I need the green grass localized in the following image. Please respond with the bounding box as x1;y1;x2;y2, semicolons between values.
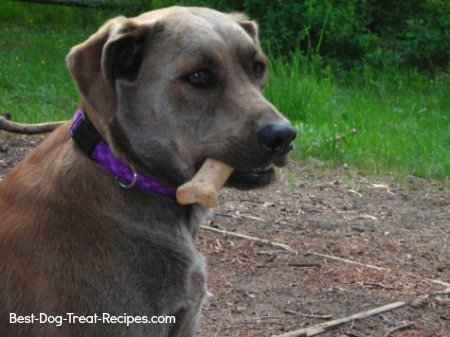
0;2;117;122
1;3;449;180
266;54;450;180
0;26;85;122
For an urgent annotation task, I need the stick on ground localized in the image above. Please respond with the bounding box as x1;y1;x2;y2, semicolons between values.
0;116;63;134
385;321;415;337
307;251;389;271
272;288;450;337
200;225;297;253
271;301;406;337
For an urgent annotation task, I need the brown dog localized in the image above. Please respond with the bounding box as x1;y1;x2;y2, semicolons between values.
0;6;296;337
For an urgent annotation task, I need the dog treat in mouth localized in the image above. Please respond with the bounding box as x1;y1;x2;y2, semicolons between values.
176;158;234;208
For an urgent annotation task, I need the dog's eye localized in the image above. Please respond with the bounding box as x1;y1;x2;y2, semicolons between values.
252;61;266;80
186;70;215;89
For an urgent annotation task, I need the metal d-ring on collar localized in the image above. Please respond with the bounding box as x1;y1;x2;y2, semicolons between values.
116;165;138;189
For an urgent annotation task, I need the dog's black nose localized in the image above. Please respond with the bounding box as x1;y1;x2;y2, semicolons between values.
256;121;297;156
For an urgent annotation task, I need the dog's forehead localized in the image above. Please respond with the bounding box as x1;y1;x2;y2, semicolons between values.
136;7;254;52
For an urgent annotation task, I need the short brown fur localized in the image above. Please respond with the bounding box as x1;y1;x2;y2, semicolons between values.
0;6;293;337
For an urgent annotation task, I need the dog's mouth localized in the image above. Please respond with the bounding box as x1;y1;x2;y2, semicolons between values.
225;154;289;189
193;153;288;190
225;165;275;190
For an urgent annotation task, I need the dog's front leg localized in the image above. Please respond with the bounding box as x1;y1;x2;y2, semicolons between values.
169;256;206;337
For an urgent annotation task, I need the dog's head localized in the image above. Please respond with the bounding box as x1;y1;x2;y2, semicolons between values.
67;6;296;189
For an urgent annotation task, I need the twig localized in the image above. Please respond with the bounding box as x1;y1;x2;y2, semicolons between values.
213;211;234;218
236;315;287;323
361;282;396;290
273;288;450;337
434;287;450;296
308;251;450;289
370;184;396;195
202;226;450;291
200;225;297;253
0;116;64;134
371;184;389;189
213;211;264;222
380;314;393;325
271;301;406;337
345;332;364;337
348;189;363;197
257;250;289;255
237;212;264;222
427;279;450;288
385;321;415;336
359;214;378;221
306;251;389;271
284;309;333;320
287;263;322;268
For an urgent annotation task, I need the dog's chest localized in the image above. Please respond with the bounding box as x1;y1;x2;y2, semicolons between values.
106;204;209;314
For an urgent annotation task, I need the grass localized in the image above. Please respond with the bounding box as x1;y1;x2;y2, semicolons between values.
0;26;85;122
0;2;114;122
266;53;450;180
0;3;449;180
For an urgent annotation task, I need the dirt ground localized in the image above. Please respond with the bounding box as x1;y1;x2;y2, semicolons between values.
1;133;449;337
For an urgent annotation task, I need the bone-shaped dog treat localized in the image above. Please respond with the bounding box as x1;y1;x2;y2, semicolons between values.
176;158;234;208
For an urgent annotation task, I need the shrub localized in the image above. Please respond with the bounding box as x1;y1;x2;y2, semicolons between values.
156;0;449;72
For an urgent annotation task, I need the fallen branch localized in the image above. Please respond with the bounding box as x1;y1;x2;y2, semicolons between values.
272;301;406;337
307;252;450;289
361;282;397;290
287;263;322;268
0;116;64;134
202;227;450;288
308;252;450;289
434;287;450;296
201;223;450;300
272;288;450;337
427;279;450;288
385;321;415;336
348;189;363;197
214;211;264;222
306;251;389;271
345;332;366;337
257;250;289;255
359;214;378;221
200;225;297;253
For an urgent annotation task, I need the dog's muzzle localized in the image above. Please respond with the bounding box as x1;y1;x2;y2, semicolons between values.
256;121;297;157
224;120;296;190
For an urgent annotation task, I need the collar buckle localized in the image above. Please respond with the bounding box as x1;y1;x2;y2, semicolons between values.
70;109;102;157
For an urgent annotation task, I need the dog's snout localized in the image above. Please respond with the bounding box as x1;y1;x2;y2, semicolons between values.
256;121;297;156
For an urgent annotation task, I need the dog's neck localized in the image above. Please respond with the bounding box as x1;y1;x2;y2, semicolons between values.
70;108;177;198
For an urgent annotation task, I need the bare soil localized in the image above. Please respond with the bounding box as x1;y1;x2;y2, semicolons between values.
1;133;449;337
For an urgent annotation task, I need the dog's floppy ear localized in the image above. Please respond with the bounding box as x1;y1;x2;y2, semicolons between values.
102;22;150;87
229;13;260;44
66;17;157;120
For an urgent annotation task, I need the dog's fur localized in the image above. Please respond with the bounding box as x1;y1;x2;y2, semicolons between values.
0;7;293;337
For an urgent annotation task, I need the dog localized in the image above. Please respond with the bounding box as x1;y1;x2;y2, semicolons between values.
0;6;296;337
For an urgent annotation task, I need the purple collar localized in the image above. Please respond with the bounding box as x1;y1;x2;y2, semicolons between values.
70;108;177;198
